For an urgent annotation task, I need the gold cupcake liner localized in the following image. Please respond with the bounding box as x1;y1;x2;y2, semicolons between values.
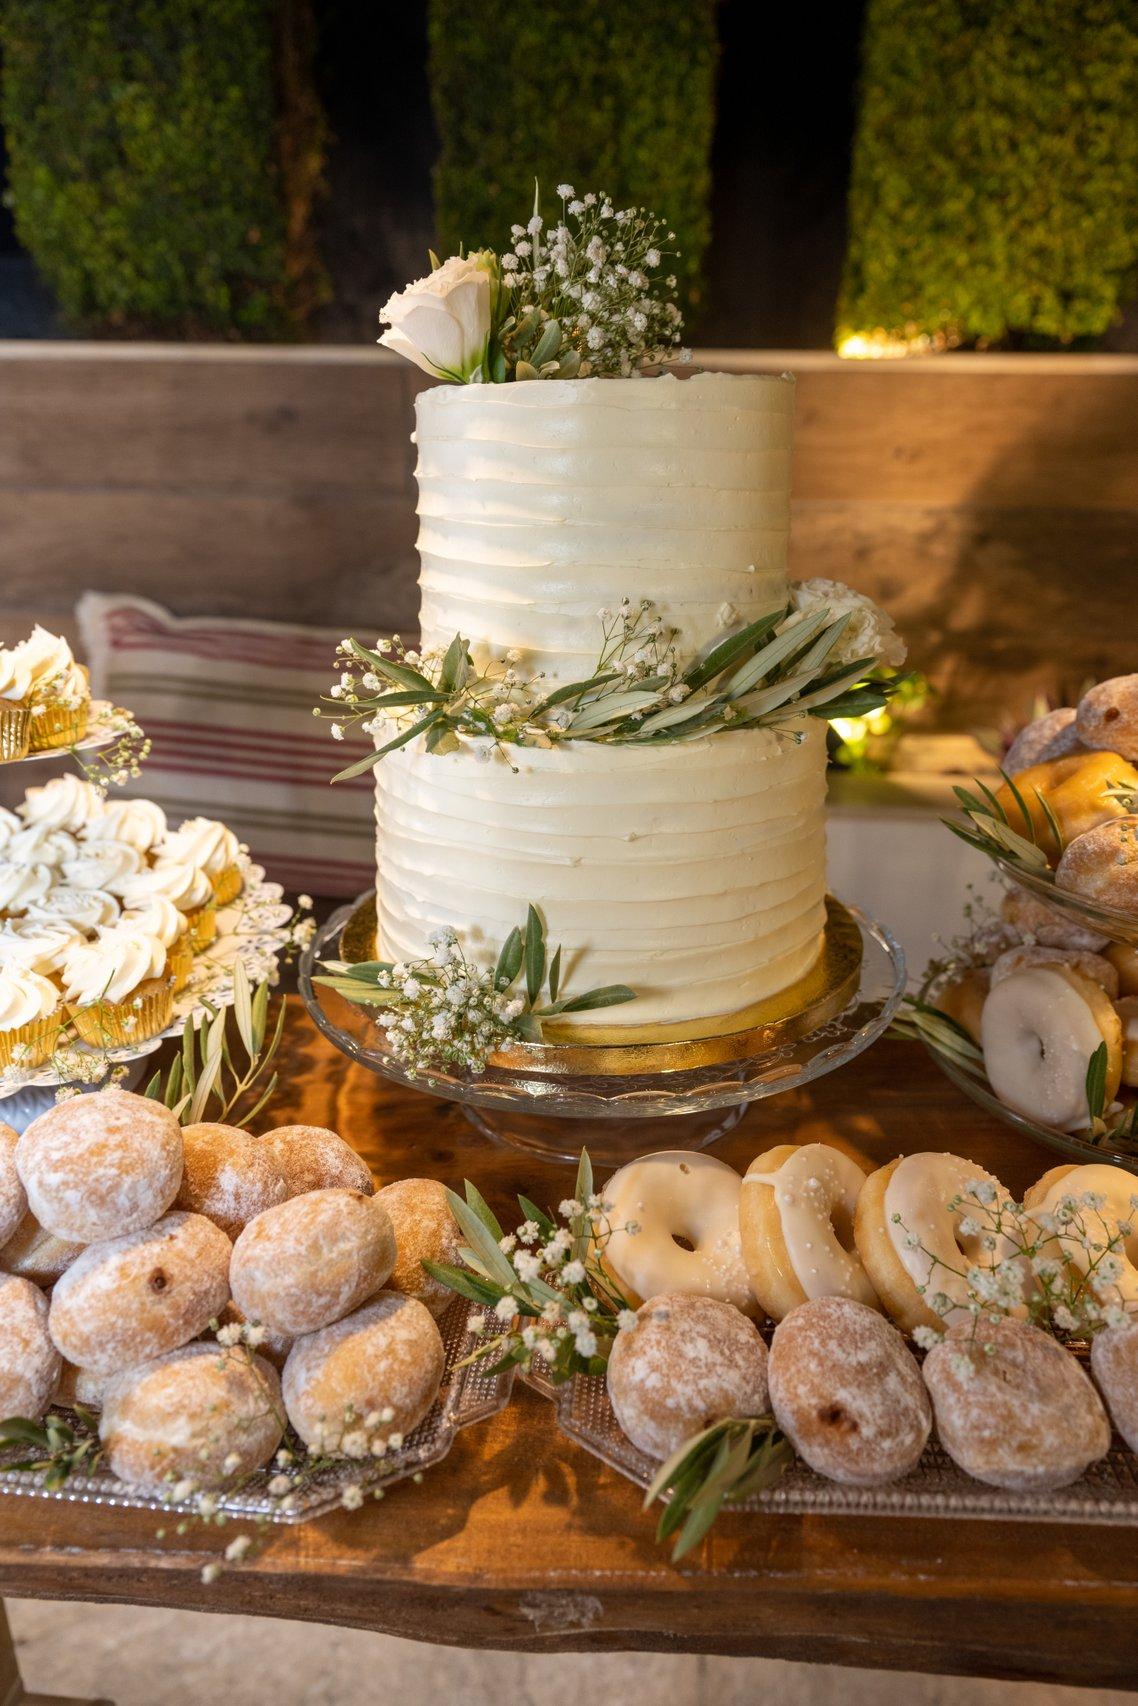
0;1010;64;1070
28;697;90;752
69;977;173;1048
167;930;194;992
185;900;217;953
0;703;31;763
209;862;243;907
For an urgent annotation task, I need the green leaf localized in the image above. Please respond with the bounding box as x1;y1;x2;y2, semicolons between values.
331;711;443;781
232;958;254;1058
494;926;523;991
463;1180;506;1243
721;609;830;698
445;1189;517;1288
438;633;471;694
555;984;637;1013
1087;1041;1109;1120
346;640;433;692
547;944;562;1003
426;724;462;756
420;1259;504;1307
516;1195;556;1238
682;609;786;691
531;672;620;716
566;690;665;732
525;904;546;1004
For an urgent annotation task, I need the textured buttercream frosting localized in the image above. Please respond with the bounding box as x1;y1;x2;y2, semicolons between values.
378;369;828;1028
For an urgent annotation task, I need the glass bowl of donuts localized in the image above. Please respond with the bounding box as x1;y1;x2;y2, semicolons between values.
0;1090;515;1522
528;1144;1138;1529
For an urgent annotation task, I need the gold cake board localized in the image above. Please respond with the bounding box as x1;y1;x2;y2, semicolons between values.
339;893;862;1079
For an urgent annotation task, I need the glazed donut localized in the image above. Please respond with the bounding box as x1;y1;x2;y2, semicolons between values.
931;969;989;1045
768;1297;930;1486
606;1292;769;1459
1000;885;1109;953
1107;942;1138;997
1091;1317;1138;1452
739;1143;878;1320
601;1152;754;1314
854;1152;1022;1334
1003;707;1082;774
1056;817;1138;912
923;1318;1110;1490
376;1177;464;1317
0;1120;26;1247
282;1292;444;1454
16;1087;183;1243
0;1274;61;1421
1118;997;1138;1087
259;1125;375;1199
996;752;1138;857
175;1121;289;1240
982;965;1122;1131
1077;674;1138;763
100;1344;284;1491
990;944;1119;999
230;1188;396;1338
1024;1163;1138;1307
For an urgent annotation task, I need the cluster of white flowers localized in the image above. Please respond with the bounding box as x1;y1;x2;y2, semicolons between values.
789;579;908;671
371;927;525;1075
501;186;684;377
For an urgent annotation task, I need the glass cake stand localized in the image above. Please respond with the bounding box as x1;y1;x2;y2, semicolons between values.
298;894;906;1164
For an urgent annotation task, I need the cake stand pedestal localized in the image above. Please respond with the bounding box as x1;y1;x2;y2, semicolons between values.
299;896;905;1165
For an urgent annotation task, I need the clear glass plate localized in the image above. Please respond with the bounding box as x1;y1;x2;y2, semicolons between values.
298;898;907;1163
545;1365;1138;1526
994;852;1138;948
2;701;134;767
0;1304;512;1524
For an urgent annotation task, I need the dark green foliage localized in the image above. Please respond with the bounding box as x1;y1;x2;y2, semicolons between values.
0;0;327;337
838;0;1138;350
428;0;717;314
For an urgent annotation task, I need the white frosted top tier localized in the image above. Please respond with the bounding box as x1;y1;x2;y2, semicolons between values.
412;370;795;681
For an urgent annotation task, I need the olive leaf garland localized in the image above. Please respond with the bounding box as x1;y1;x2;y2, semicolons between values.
644;1417;793;1561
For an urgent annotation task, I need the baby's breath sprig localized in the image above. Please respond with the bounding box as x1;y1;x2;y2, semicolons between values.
71;708;151;794
314;904;636;1076
422;1150;640;1382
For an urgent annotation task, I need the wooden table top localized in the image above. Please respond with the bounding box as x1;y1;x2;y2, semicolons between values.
4;997;1138;1687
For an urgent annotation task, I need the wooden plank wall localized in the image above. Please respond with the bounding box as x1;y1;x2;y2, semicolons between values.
2;344;1136;727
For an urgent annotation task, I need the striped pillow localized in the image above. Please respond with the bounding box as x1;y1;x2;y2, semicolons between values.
78;593;379;898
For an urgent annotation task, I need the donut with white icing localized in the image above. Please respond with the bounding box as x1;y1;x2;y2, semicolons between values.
981;965;1121;1131
768;1297;929;1485
601;1151;755;1314
606;1292;769;1459
924;1318;1110;1490
1076;674;1138;763
1024;1163;1138;1308
739;1142;878;1321
854;1152;1023;1334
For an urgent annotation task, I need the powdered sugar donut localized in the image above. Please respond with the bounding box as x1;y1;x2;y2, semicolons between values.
1000;885;1109;953
260;1124;375;1198
100;1344;284;1491
0;1274;61;1420
768;1297;930;1485
0;1121;26;1246
1077;675;1138;763
282;1292;444;1453
377;1177;463;1316
16;1088;182;1242
1056;817;1138;912
49;1211;231;1376
0;1210;83;1286
740;1143;878;1321
855;1153;1023;1334
1091;1317;1138;1452
175;1122;288;1240
606;1292;769;1459
230;1188;396;1337
1004;707;1082;774
924;1318;1110;1490
990;943;1119;998
55;1361;107;1412
602;1152;755;1314
1118;997;1138;1088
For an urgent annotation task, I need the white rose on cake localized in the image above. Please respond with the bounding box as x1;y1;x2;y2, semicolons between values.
378;252;497;382
788;579;907;671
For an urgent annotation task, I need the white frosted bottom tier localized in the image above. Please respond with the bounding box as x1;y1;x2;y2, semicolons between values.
374;720;828;1027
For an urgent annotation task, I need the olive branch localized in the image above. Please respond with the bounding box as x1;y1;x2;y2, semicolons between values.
0;1409;103;1490
142;961;286;1127
643;1416;793;1561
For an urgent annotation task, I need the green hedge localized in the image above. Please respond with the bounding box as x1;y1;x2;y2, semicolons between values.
0;0;327;337
838;0;1138;350
428;0;718;316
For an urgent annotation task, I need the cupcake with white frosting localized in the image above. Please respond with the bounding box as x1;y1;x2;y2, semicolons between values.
162;817;243;906
0;648;32;762
4;823;79;869
59;841;143;897
0;965;63;1068
118;896;193;991
0;808;22;855
13;627;90;752
27;886;121;933
120;860;217;951
61;924;173;1047
0;861;53;918
0;918;83;979
21;773;106;835
82;798;167;856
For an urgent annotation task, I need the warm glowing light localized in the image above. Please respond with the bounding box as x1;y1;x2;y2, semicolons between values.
837;333;912;360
